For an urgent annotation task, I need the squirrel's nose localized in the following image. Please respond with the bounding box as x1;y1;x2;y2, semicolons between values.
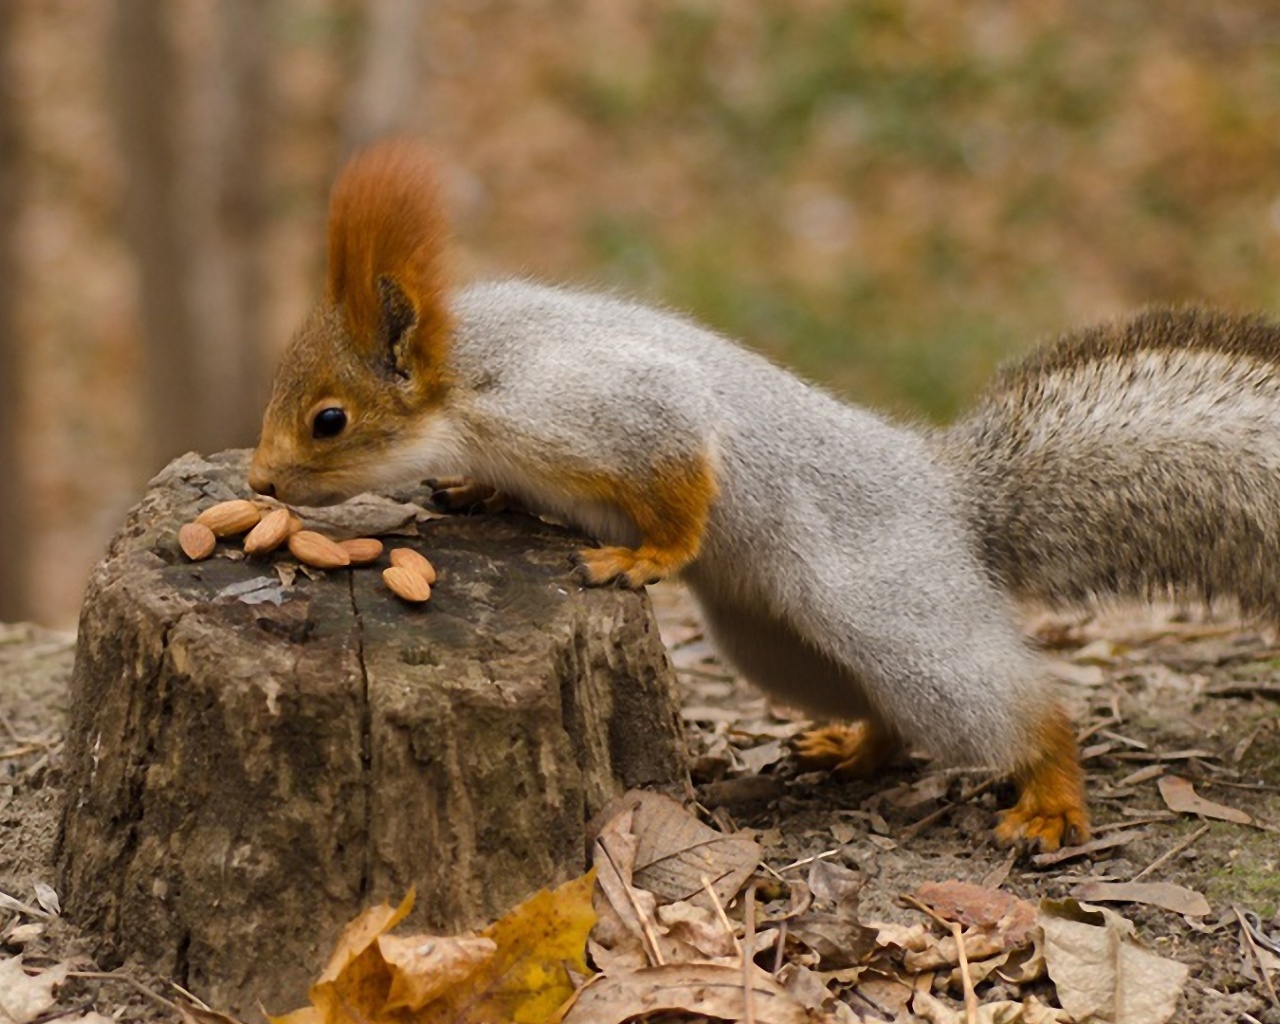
247;462;275;497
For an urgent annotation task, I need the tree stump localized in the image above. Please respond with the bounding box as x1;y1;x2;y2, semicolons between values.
57;451;688;1015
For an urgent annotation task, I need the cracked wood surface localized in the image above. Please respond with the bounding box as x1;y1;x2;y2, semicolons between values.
56;450;687;1015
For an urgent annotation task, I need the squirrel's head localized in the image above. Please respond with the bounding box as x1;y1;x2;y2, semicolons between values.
249;139;451;506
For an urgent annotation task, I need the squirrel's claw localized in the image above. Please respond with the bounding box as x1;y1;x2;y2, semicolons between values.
994;805;1090;853
571;546;664;588
429;477;510;514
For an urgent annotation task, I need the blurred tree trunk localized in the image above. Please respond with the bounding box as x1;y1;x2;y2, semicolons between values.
112;0;207;467
344;0;425;151
0;2;26;621
187;0;271;446
112;0;270;473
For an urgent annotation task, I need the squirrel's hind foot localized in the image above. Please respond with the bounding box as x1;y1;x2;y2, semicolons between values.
995;705;1089;853
792;720;900;778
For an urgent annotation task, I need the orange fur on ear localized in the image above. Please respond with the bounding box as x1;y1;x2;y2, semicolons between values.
326;138;450;388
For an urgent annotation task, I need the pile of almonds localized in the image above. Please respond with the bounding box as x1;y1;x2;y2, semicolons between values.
178;499;436;604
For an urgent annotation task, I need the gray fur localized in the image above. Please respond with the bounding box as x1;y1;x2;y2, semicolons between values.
403;280;1045;771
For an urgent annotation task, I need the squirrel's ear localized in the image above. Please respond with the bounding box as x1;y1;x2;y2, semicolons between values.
325;138;451;393
378;274;419;379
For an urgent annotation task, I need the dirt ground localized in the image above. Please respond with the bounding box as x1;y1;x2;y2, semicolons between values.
2;583;1279;1021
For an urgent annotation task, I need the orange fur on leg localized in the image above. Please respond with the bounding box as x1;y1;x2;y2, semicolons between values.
570;451;717;588
792;720;901;778
995;703;1089;852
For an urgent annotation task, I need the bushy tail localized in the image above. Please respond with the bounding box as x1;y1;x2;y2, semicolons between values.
936;307;1280;619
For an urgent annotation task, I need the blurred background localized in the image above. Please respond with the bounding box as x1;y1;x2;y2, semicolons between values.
2;0;1280;627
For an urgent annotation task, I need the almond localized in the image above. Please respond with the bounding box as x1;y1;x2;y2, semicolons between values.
339;538;384;565
383;565;431;603
288;530;352;569
390;547;437;584
288;513;305;536
178;521;216;561
196;499;262;537
243;508;293;556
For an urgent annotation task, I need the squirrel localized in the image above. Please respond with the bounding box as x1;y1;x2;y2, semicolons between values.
250;138;1280;851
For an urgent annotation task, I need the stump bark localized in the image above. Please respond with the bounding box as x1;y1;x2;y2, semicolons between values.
57;451;688;1014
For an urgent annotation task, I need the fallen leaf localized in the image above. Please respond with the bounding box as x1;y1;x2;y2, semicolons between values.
0;957;68;1024
1157;776;1252;824
590;809;661;972
284;494;434;537
601;790;761;908
419;871;597;1024
557;962;814;1024
1069;881;1210;918
912;880;1037;945
912;990;1070;1023
807;859;863;912
379;933;498;1011
1030;829;1145;867
1039;898;1188;1024
31;884;59;917
655;900;738;961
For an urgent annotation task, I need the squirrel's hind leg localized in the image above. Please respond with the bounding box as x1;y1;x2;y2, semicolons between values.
995;703;1089;851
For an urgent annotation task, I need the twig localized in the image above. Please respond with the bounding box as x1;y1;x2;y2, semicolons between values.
951;920;979;1024
772;920;788;976
597;839;665;966
674;666;737;682
1131;823;1210;881
743;883;758;1024
900;893;978;1021
25;1003;96;1024
68;971;181;1014
0;743;47;760
900;778;997;839
700;875;743;959
776;848;839;873
1235;907;1280;1010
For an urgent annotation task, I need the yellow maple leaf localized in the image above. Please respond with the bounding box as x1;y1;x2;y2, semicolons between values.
272;873;597;1024
414;870;597;1024
270;890;415;1024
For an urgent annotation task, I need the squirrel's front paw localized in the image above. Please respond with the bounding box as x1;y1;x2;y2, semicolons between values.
571;546;666;588
429;477;510;514
792;721;900;779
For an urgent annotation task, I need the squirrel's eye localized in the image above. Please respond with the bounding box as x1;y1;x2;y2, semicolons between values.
312;407;348;439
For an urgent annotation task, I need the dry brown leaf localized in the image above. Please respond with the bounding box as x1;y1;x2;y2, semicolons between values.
1157;775;1252;824
288;494;432;537
655;900;739;961
1069;881;1210;918
912;989;1070;1023
590;809;660;972
557;962;815;1024
1039;898;1188;1024
1030;828;1146;867
601;790;761;908
0;957;68;1024
912;880;1038;946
